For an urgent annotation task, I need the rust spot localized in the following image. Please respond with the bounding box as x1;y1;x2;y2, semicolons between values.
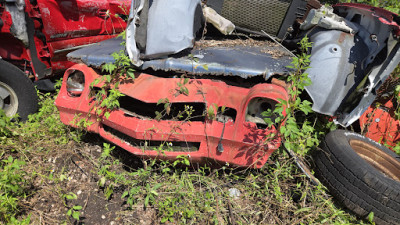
338;32;348;44
271;78;291;91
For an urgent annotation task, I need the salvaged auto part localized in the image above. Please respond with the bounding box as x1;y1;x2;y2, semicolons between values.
55;64;289;168
126;0;203;66
68;37;293;79
314;130;400;225
0;59;38;120
305;4;400;126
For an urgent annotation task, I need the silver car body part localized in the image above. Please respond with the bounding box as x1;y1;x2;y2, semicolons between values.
5;1;28;46
126;0;203;65
126;0;145;66
305;6;400;127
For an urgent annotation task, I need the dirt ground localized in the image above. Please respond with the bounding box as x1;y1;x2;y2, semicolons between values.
24;134;157;225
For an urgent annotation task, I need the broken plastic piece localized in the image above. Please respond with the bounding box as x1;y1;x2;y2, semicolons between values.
203;6;235;35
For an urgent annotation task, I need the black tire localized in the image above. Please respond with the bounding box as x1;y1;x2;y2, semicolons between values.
0;59;38;120
314;130;400;225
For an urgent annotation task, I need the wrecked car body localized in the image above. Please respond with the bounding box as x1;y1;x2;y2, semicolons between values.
57;1;400;157
56;1;400;223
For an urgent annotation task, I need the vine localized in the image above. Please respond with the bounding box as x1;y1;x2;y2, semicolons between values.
262;36;336;156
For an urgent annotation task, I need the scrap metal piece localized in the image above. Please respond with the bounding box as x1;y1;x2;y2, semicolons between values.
55;64;289;168
360;97;400;148
144;0;203;58
67;37;125;67
5;2;28;46
67;37;292;78
305;4;400;127
141;46;292;78
126;0;203;64
126;0;145;66
305;30;367;116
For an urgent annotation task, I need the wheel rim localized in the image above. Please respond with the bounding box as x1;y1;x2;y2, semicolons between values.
350;139;400;182
0;81;18;117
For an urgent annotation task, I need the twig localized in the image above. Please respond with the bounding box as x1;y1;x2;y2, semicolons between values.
281;142;320;186
83;192;91;211
261;30;297;58
227;197;235;225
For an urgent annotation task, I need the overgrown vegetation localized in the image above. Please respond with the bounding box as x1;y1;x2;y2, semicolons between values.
0;91;83;223
0;90;361;224
342;0;400;13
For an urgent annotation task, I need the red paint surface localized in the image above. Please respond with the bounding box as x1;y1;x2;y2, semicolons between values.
360;98;400;148
0;0;129;78
36;0;129;42
0;5;13;33
55;64;289;168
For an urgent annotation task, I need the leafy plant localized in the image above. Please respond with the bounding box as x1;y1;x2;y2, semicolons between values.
262;36;336;156
62;192;82;221
341;0;400;14
0;156;27;221
88;50;134;120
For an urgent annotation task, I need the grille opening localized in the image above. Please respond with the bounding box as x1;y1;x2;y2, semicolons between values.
246;97;278;129
216;106;237;123
119;96;206;121
90;86;103;97
256;123;268;129
66;70;85;97
103;125;200;152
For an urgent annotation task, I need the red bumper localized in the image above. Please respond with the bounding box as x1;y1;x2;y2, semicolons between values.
55;64;288;168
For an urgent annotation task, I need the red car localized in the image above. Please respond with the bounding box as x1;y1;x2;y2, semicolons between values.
56;1;400;224
0;0;130;119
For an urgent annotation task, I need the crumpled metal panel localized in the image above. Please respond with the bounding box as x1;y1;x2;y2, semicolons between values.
144;0;202;58
305;29;369;116
36;0;129;42
67;37;292;78
67;37;125;67
305;4;400;127
126;0;203;65
142;46;292;78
